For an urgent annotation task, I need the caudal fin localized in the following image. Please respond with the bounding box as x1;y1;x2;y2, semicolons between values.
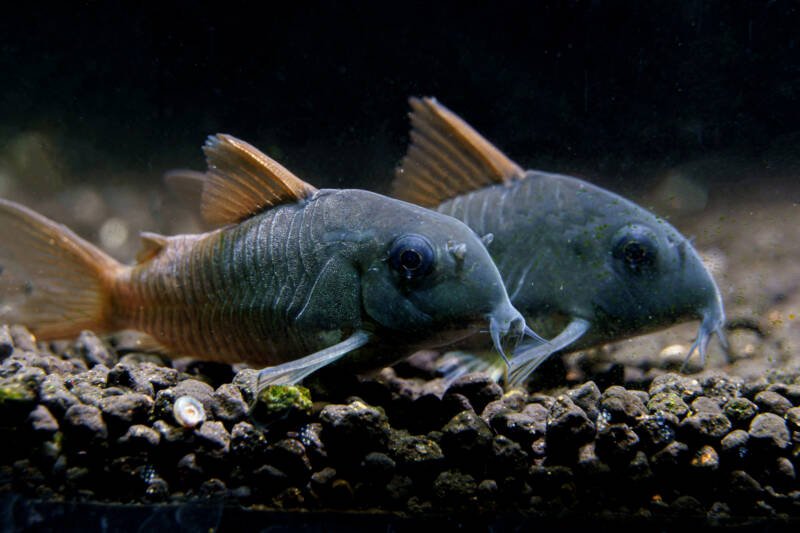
0;199;121;339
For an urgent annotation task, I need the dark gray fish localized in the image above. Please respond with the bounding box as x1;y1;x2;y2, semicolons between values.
392;98;727;386
0;134;530;391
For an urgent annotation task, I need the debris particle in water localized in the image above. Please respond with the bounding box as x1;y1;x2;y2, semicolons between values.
98;217;129;250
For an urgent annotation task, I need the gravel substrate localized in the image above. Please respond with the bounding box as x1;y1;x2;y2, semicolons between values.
1;324;799;529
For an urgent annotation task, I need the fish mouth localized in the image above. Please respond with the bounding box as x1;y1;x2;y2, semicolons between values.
488;309;544;366
682;304;728;371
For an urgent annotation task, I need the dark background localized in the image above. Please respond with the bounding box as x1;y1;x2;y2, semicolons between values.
2;0;799;194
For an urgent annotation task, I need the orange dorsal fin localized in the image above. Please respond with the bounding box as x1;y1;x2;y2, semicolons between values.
163;169;206;211
392;97;525;207
200;134;318;225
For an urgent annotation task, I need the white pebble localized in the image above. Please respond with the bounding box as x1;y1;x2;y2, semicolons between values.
173;395;205;428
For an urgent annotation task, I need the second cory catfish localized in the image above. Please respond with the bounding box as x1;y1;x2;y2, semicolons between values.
0;134;531;391
392;98;728;386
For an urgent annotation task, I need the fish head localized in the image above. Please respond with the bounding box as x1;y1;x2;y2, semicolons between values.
587;211;726;363
354;195;526;358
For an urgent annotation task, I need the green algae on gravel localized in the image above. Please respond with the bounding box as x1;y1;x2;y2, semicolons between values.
250;384;312;425
0;373;39;423
647;391;690;418
0;379;36;403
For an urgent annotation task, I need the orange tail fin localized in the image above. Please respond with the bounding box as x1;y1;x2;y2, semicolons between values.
0;199;122;339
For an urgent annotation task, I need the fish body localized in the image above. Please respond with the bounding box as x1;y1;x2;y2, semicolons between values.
0;134;528;386
393;98;727;385
110;188;518;366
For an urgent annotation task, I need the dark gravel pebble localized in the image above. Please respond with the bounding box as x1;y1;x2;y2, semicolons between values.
107;362;178;397
100;393;154;430
63;404;108;443
766;383;800;405
748;413;790;451
567;381;601;421
118;424;160;451
0;325;14;359
635;413;678;451
151;420;188;448
679;411;732;443
74;331;117;368
690;445;720;471
230;421;268;461
599;385;647;424
595;423;639;464
754;391;792;416
649;373;703;401
360;452;396;483
727;470;764;502
27;404;59;434
9;326;37;352
433;470;477;504
490;406;547;448
445;373;503;413
212;383;248;427
388;431;444;474
723;397;759;427
172;379;216;413
691;396;724;414
441;409;493;458
701;374;744;401
319;400;391;459
266;438;311;479
650;441;690;471
3;331;800;527
38;374;78;417
720;429;750;462
546;395;596;452
786;407;800;431
195;421;230;453
647;392;689;418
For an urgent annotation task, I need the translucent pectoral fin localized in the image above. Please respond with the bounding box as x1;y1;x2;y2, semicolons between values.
255;330;373;392
507;318;590;388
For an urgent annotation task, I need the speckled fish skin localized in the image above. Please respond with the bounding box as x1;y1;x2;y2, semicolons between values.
393;97;726;384
0;133;527;386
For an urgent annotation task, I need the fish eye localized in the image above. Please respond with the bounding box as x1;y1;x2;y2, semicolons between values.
389;234;435;280
612;224;658;273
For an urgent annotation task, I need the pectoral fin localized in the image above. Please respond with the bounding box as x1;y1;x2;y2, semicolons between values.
255;330;373;391
507;318;590;387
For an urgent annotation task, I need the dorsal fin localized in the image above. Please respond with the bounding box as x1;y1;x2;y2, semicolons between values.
392;97;525;207
163;169;206;212
201;134;318;225
136;232;169;263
